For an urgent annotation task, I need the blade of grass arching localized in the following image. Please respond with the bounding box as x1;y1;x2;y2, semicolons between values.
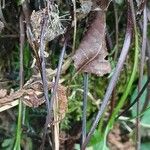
120;103;150;122
117;77;150;118
104;0;139;146
14;11;25;150
82;2;133;149
82;73;88;145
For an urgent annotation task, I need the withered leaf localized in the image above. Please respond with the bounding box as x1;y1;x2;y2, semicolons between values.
0;81;68;118
94;0;111;10
73;11;111;76
56;85;68;120
0;89;25;106
23;90;44;108
30;5;65;44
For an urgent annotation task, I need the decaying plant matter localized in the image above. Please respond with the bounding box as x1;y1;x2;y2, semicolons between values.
30;6;65;44
0;80;67;120
73;0;111;76
0;0;150;149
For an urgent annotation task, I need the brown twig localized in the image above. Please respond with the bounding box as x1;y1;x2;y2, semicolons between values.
82;73;88;146
39;11;51;150
19;12;25;88
113;0;119;60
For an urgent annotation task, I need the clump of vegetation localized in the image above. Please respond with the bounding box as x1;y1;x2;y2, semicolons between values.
0;0;150;150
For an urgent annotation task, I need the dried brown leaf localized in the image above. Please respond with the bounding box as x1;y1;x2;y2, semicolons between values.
0;81;68;116
94;0;111;10
73;11;111;76
30;5;65;44
56;85;68;120
23;90;44;108
0;89;25;106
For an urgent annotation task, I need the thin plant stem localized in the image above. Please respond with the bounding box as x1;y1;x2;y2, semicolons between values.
136;3;147;150
39;15;51;149
117;77;150;118
82;73;88;145
14;11;25;150
143;40;150;111
13;101;22;150
103;1;139;149
129;0;141;149
113;0;119;60
108;0;139;135
72;0;77;53
41;39;67;149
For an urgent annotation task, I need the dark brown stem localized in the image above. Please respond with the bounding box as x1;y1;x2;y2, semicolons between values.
113;0;119;60
39;14;51;150
82;73;88;145
41;40;67;150
19;11;25;88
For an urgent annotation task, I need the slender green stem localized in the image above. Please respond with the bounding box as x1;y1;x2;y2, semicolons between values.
14;11;25;150
98;112;105;134
13;100;22;150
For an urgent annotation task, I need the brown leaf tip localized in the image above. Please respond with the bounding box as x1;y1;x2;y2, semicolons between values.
73;11;111;76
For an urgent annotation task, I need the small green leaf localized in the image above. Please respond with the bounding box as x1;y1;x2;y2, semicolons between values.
2;139;12;147
88;129;109;150
131;76;147;116
16;0;25;5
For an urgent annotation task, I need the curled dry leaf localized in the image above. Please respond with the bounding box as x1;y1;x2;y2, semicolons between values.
73;11;111;76
25;82;68;119
0;81;68;119
23;90;44;108
30;3;65;44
